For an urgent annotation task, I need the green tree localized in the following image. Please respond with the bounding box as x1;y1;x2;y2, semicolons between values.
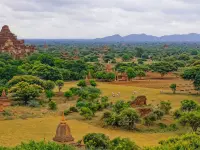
170;84;177;94
32;64;63;81
118;108;140;130
48;101;57;110
159;101;172;114
150;62;176;78
0;140;75;150
110;137;139;150
55;80;64;92
113;100;130;113
9;81;43;105
83;133;110;150
90;79;97;87
80;107;93;120
43;80;55;90
45;90;55;102
126;67;137;81
137;70;146;79
77;80;87;87
181;100;199;112
179;111;200;132
64;91;73;101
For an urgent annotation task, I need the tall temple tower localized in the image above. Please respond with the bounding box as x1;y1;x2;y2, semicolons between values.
0;25;35;59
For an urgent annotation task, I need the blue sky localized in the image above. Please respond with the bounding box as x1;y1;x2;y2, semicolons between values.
0;0;200;39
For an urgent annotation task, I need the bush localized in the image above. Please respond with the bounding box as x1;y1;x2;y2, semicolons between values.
83;133;110;150
158;123;167;129
90;79;97;87
173;109;182;119
77;80;87;87
144;113;157;126
113;100;130;113
110;137;139;150
153;109;164;120
2;109;12;116
102;111;112;119
69;106;78;112
0;140;75;150
64;91;73;101
79;107;93;120
118;108;139;130
64;109;70;116
48;101;57;110
28;100;40;108
159;101;171;114
181;100;199;112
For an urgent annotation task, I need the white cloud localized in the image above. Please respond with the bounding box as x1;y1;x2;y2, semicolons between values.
0;0;200;38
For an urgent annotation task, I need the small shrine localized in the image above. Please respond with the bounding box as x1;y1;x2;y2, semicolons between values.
0;90;11;107
53;113;74;143
105;62;112;72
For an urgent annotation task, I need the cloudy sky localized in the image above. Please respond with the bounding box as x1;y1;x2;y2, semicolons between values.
0;0;200;39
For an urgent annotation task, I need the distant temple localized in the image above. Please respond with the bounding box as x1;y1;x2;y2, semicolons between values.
0;90;11;112
0;25;35;59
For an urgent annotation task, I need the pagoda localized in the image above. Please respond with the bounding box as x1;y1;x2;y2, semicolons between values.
0;25;35;59
53;113;74;143
0;90;11;107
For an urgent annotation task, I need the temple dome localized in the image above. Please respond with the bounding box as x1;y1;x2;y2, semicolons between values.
53;113;74;143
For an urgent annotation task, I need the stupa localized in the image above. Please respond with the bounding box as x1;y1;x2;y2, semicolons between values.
53;113;74;143
0;90;11;107
0;25;35;59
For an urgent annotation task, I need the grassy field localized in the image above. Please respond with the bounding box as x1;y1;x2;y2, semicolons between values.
0;78;200;147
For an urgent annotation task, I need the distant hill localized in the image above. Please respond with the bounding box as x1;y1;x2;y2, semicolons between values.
24;33;200;45
95;33;200;42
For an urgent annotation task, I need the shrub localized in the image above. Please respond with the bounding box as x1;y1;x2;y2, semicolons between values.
28;100;40;108
77;80;87;87
144;134;200;150
69;106;78;112
45;90;55;102
169;124;178;131
158;123;167;129
118;108;139;130
48;101;57;110
90;79;97;87
153;109;164;120
0;140;75;150
181;100;199;112
79;107;93;120
113;100;130;113
170;83;177;94
64;91;73;101
2;109;12;116
159;101;172;114
102;111;112;119
144;113;157;126
173;109;182;119
64;109;70;116
110;137;139;150
83;133;110;150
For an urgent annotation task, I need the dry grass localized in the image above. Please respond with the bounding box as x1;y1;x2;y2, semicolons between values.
0;116;176;147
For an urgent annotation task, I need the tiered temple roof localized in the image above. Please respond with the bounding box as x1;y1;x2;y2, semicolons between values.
0;25;35;59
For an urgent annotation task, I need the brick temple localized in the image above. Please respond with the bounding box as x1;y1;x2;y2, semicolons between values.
0;25;35;59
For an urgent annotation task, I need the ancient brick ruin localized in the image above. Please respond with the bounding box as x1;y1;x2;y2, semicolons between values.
0;25;35;59
131;96;147;107
0;90;11;107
